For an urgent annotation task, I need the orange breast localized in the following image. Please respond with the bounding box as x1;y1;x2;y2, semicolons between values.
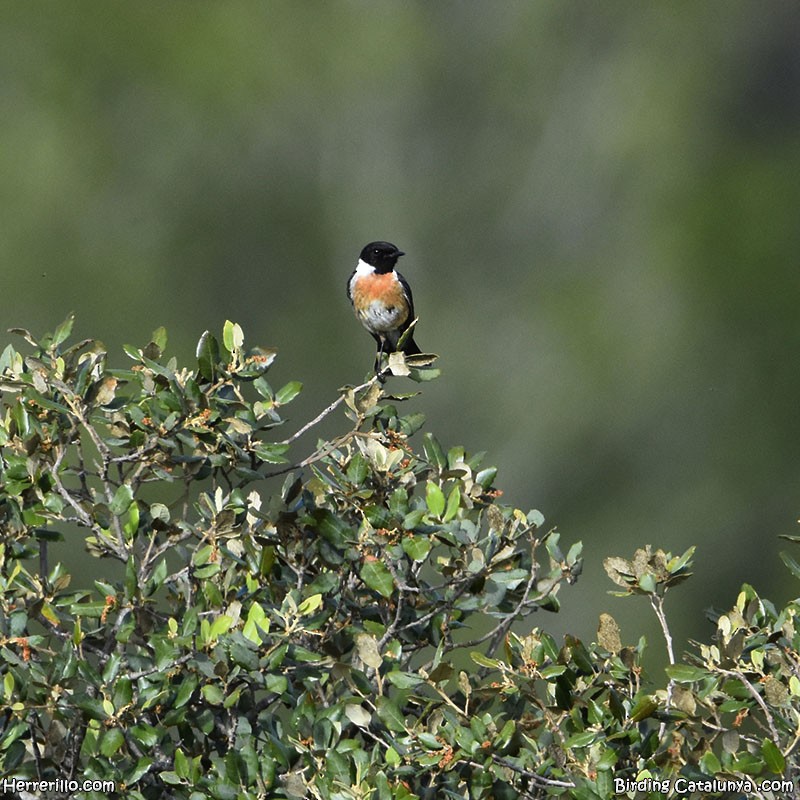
351;271;409;333
352;272;406;306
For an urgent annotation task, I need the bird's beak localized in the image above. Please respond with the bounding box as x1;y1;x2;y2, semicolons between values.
397;251;405;258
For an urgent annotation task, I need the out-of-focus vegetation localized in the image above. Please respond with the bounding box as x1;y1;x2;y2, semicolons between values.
2;4;800;657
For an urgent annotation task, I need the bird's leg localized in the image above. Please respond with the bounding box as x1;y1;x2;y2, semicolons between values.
376;336;387;382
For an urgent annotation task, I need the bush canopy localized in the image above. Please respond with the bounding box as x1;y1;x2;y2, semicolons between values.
0;319;798;799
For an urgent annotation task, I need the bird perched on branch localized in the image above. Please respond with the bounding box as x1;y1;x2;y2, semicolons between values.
347;241;421;377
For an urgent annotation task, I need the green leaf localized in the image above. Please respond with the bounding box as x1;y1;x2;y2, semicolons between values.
151;326;168;352
196;330;220;381
385;671;424;689
345;704;372;729
408;365;441;382
428;662;453;683
201;684;224;706
470;651;501;669
418;732;443;750
243;603;269;644
425;481;446;517
223;320;244;352
400;412;426;434
667;545;695;573
356;634;382;669
193;544;215;566
664;664;708;683
594;770;613;798
539;665;568;679
422;433;446;469
360;558;394;598
130;724;159;748
3;672;14;701
376;696;407;732
124;499;140;539
629;694;658;722
174;748;189;779
25;390;71;414
74;694;109;721
254;442;290;464
209;615;233;639
275;381;303;405
297;593;323;616
731;752;765;774
175;675;198;708
223;685;243;709
150;502;170;524
780;551;800;581
637;572;657;594
265;674;288;694
113;677;132;709
443;484;461;522
52;314;75;348
126;757;153;784
347;453;369;485
100;727;125;757
402;509;426;530
313;509;353;548
595;747;617;771
475;466;497;489
699;750;722;775
564;730;597;748
241;346;277;377
109;484;134;516
401;534;432;562
761;738;786;773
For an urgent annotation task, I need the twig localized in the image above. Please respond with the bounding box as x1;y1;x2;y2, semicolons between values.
718;667;780;744
29;712;44;778
52;378;112;468
38;538;48;582
262;428;362;480
650;594;675;666
650;592;675;740
487;530;542;656
378;561;410;650
783;717;800;759
423;677;469;720
464;755;576;791
50;447;98;531
278;376;379;446
128;653;193;680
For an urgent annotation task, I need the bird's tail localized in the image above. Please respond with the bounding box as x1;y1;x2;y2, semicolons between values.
386;324;421;356
402;336;421;356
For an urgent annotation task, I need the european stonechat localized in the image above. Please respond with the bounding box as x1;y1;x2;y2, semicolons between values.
347;241;421;376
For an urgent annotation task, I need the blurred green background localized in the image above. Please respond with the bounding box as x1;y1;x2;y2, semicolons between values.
4;3;800;669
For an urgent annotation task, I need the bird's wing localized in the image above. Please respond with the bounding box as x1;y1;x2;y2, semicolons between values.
395;270;415;320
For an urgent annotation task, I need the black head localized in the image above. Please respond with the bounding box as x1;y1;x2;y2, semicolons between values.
360;241;405;273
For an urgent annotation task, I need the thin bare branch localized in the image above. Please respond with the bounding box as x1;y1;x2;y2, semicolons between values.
278;376;379;447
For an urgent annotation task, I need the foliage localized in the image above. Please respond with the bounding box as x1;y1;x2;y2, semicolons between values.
0;319;798;799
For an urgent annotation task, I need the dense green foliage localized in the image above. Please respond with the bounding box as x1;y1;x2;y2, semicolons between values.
1;321;799;798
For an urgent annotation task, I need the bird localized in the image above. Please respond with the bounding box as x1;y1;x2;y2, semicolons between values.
347;241;421;377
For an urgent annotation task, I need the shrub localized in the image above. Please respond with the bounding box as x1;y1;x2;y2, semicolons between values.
0;319;797;799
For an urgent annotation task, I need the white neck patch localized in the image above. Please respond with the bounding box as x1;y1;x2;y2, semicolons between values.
354;259;376;276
